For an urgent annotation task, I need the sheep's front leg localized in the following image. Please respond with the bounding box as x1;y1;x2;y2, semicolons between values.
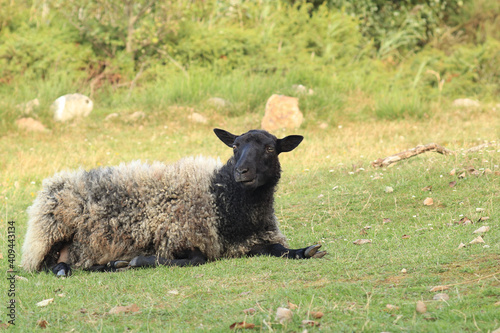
248;244;326;259
129;249;207;268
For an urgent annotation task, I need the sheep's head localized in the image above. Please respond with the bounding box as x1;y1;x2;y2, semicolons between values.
214;128;303;190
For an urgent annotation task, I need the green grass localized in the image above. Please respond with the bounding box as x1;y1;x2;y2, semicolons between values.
1;109;499;331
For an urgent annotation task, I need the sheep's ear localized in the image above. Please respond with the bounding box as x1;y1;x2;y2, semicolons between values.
214;128;238;148
277;135;303;154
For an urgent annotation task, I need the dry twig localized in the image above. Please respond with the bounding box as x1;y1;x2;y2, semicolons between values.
372;143;455;168
372;142;498;168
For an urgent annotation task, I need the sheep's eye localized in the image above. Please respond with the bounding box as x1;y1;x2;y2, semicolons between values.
232;145;237;150
266;146;274;153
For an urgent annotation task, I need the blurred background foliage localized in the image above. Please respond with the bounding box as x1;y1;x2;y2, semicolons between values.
0;0;499;130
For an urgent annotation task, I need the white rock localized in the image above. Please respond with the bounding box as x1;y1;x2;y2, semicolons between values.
292;84;314;95
188;112;208;124
206;97;230;108
452;98;480;108
52;93;93;122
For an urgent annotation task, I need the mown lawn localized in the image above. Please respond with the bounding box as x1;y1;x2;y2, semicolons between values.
1;109;499;332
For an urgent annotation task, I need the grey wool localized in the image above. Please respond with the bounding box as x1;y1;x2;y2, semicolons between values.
21;128;324;275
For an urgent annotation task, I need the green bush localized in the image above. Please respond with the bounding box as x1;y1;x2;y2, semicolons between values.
0;17;95;83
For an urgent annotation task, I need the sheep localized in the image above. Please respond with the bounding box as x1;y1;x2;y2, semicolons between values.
21;128;326;277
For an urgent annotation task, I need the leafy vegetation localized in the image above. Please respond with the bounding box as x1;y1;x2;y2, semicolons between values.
0;0;499;133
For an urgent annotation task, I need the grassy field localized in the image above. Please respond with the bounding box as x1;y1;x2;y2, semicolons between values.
1;104;499;331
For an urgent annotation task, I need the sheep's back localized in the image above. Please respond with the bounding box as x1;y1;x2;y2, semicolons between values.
23;156;224;269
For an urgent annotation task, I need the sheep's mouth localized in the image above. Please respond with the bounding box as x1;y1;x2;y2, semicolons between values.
236;177;257;187
241;178;256;185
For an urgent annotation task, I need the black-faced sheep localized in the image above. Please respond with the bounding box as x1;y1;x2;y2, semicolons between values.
21;128;326;277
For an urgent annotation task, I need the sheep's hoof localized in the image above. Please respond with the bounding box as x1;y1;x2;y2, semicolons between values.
109;260;129;269
52;262;72;277
304;245;327;259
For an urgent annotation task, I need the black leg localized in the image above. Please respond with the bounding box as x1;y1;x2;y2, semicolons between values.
129;250;207;268
248;243;326;259
52;262;72;277
86;260;130;272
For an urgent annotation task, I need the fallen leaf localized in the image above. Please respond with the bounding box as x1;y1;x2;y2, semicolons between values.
302;320;320;327
478;216;490;222
15;275;28;281
385;186;394;193
238;291;251;296
430;285;450;292
492;328;500;333
108;304;140;314
37;319;48;329
433;293;450;301
494;301;500;306
473;226;490;234
243;308;256;315
449;168;456;176
421;185;432;191
57;293;65;297
0;253;3;259
230;322;255;330
359;228;368;235
276;307;293;324
287;301;298;310
167;290;179;295
36;298;54;307
383;218;392;224
386;304;400;311
402;235;411;239
458;242;466;249
449;181;457;187
484;168;492;174
416;301;427;314
353;239;372;245
423;197;433;206
458;172;466;179
401;268;407;273
469;236;485;245
309;311;324;319
456;217;472;225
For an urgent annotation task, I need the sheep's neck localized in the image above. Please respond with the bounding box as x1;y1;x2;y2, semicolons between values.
211;164;280;246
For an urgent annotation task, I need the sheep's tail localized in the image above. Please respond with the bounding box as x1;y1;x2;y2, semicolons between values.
21;171;81;272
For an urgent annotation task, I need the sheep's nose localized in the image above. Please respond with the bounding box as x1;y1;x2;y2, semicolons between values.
237;167;249;174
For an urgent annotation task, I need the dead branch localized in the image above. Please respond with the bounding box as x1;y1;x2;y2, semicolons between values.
371;143;455;168
372;142;498;168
